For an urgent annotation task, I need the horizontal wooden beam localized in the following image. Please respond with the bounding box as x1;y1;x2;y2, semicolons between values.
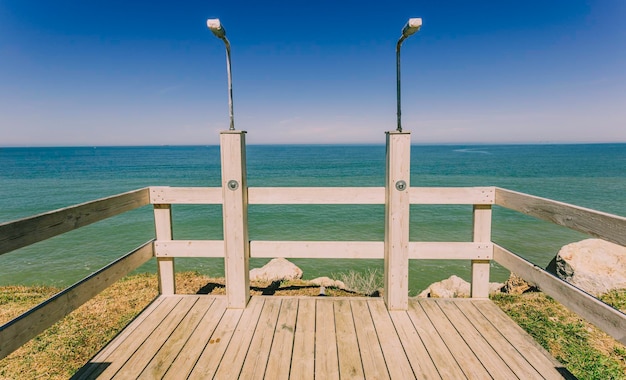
0;188;151;256
248;187;385;204
410;242;492;260
493;244;626;345
410;187;495;205
0;241;154;360
154;240;225;257
149;186;222;205
251;241;384;258
147;186;496;206
495;188;626;246
153;240;491;260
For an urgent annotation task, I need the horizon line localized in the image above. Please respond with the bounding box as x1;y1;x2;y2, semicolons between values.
2;141;626;149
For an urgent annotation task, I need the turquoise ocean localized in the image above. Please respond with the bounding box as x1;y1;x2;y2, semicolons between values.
1;144;624;294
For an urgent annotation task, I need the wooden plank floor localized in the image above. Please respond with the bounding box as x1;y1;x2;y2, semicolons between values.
72;295;575;379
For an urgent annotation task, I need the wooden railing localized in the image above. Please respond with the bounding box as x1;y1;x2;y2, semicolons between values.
493;188;626;345
0;189;154;360
150;185;495;303
1;133;625;360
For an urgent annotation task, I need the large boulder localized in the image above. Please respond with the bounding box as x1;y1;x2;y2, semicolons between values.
418;275;503;298
547;239;626;296
249;258;303;282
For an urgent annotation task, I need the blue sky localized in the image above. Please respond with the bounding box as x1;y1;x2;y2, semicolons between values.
1;0;625;146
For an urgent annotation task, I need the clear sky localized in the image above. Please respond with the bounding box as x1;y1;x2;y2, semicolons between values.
1;0;625;146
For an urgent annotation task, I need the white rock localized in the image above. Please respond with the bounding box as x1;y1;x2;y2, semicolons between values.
249;258;303;282
310;276;346;289
418;275;470;298
550;239;626;296
418;275;503;298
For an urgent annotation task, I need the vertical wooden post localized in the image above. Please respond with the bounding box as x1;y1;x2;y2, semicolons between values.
384;131;411;310
154;204;175;295
471;204;492;298
220;130;250;309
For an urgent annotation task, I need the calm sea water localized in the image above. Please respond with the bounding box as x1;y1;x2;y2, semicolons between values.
1;144;624;294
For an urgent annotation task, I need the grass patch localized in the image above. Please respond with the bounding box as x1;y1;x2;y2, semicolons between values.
334;268;383;296
600;289;626;312
1;273;159;379
0;285;59;324
492;292;626;380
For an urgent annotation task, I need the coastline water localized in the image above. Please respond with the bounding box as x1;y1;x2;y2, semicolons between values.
1;143;624;294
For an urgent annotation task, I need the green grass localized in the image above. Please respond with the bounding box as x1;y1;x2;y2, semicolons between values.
492;292;626;380
0;274;160;379
600;289;626;312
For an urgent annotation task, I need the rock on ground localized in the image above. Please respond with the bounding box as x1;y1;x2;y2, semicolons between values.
503;273;537;294
309;276;346;289
418;275;503;298
249;258;303;282
546;238;626;296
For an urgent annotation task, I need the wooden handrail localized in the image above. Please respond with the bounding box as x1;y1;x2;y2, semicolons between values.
147;186;495;205
0;188;151;256
0;241;154;360
2;184;624;357
493;244;626;345
495;187;626;246
153;240;493;260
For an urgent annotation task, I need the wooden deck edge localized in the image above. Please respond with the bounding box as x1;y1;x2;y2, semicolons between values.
71;295;165;380
72;295;575;379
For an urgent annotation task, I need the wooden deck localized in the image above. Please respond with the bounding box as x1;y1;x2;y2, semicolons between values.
72;295;573;379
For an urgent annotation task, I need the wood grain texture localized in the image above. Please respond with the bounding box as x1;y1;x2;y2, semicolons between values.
154;240;225;257
0;188;150;256
495;187;626;246
149;186;222;204
154;204;175;295
410;186;495;205
146;186;498;206
249;187;385;204
0;241;154;360
471;205;492;298
76;296;572;379
315;299;339;380
290;298;316;380
213;296;265;379
152;240;492;260
472;299;574;380
138;297;215;379
384;131;411;310
494;244;626;345
351;300;391;379
220;131;250;308
162;297;228;379
265;298;298;380
334;299;365;379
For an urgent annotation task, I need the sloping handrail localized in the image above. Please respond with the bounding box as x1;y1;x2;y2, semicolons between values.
0;188;151;256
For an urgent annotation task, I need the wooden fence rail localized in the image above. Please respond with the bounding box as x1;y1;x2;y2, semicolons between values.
1;124;624;366
0;188;150;256
1;183;624;358
493;244;626;345
148;186;496;206
0;241;154;360
495;187;626;246
153;240;493;260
